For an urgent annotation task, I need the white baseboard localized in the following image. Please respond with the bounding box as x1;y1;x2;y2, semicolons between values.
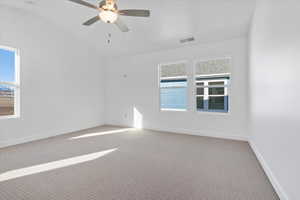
106;123;288;199
148;126;248;141
249;141;289;200
105;123;248;141
0;122;104;149
0;122;287;200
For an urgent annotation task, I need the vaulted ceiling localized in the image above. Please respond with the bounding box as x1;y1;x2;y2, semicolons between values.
0;0;256;57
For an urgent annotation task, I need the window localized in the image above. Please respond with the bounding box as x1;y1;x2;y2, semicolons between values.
159;62;187;111
195;58;231;113
0;46;20;117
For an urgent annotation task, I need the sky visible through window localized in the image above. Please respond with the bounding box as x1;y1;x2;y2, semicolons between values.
160;80;187;110
0;48;16;116
0;48;15;82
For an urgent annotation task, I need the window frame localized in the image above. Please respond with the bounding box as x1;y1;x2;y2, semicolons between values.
158;60;188;112
195;77;230;113
0;45;20;119
193;57;232;115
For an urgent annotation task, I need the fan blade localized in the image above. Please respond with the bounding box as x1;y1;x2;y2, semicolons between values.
83;16;100;26
68;0;98;10
114;18;129;32
118;9;150;17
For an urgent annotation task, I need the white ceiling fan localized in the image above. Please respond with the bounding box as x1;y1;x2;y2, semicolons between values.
68;0;150;32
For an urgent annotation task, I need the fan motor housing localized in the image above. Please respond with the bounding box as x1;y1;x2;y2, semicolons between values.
99;0;118;11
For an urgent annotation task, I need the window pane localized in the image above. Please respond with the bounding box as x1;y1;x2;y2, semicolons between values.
209;96;225;110
196;87;204;95
0;85;15;116
209;87;224;95
0;48;15;82
160;87;187;109
160;79;187;110
196;96;204;110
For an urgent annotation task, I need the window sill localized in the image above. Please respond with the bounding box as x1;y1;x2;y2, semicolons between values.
0;115;20;120
160;108;187;112
196;110;230;116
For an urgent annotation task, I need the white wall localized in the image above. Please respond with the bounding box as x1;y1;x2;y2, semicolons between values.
0;5;105;148
249;0;300;199
105;37;249;140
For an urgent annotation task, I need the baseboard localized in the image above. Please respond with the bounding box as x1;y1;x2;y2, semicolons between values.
0;122;104;149
0;122;287;200
148;126;248;141
106;123;289;199
249;141;289;200
105;123;248;141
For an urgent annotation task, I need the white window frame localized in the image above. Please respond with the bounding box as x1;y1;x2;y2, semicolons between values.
158;61;188;112
0;45;20;119
195;77;229;113
193;57;232;114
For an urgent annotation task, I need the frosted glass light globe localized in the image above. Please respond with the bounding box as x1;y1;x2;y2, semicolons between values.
99;11;118;23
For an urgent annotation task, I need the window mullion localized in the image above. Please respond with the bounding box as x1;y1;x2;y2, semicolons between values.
204;81;209;110
224;80;228;96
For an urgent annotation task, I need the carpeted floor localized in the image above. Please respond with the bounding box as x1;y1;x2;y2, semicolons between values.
0;126;279;200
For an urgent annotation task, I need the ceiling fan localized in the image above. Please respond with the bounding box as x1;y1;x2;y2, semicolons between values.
68;0;150;32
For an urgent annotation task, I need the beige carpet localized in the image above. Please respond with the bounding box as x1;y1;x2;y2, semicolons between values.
0;126;279;200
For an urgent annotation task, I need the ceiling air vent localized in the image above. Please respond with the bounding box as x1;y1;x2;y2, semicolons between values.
180;37;195;44
24;0;36;5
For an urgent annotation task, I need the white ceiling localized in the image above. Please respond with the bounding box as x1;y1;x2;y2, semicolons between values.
1;0;256;57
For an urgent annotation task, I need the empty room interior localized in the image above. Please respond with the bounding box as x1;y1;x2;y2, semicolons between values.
0;0;299;199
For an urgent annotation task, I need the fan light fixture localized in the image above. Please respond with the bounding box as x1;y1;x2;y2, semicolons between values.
67;0;150;32
99;11;118;23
